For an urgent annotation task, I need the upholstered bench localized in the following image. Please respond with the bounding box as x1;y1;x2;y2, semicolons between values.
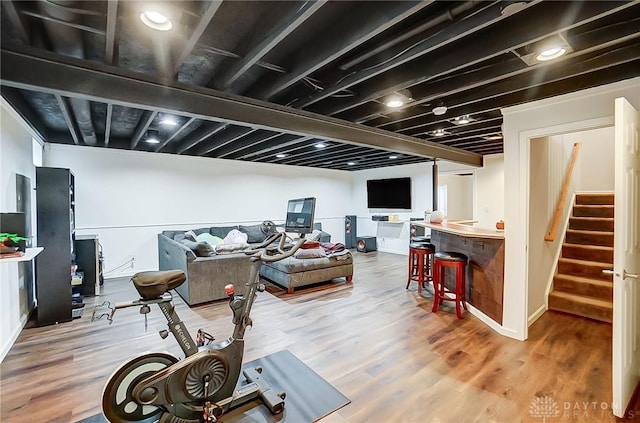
259;250;353;294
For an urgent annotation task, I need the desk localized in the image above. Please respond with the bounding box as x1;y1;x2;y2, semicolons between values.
413;221;504;324
0;247;43;263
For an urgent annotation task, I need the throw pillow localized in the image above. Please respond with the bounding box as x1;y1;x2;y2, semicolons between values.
214;242;249;254
185;229;198;240
294;247;326;259
180;239;214;257
224;229;248;245
210;226;239;239
196;232;223;246
239;224;267;244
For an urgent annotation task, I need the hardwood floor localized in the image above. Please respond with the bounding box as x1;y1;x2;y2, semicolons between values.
0;251;635;422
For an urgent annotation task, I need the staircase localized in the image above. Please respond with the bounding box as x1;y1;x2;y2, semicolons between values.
548;193;614;323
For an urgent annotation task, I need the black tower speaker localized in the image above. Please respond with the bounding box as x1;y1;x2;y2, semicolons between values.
345;215;357;249
356;236;377;253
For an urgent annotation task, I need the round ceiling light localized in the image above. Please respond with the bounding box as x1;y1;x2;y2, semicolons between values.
160;116;178;126
140;11;173;31
433;129;446;137
145;130;160;144
276;153;287;158
347;161;356;166
536;46;566;62
432;106;448;116
385;95;405;108
452;115;473;125
389;155;398;159
314;142;327;148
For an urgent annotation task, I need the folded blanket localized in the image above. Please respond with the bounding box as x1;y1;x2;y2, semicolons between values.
320;242;346;254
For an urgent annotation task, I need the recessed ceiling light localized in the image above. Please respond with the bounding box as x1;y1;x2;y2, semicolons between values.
384;89;412;108
276;153;287;158
536;47;567;61
314;142;327;148
160;116;178;126
145;129;160;144
483;134;503;141
452;115;474;125
433;129;447;137
140;11;173;31
347;161;356;166
389;155;398;159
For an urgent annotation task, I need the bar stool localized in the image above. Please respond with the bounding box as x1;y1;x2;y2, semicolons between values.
432;252;468;318
407;242;435;295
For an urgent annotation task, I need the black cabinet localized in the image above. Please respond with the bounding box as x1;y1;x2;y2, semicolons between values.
35;167;75;326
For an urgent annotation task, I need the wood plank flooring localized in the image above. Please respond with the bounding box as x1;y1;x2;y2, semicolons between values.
0;251;635;422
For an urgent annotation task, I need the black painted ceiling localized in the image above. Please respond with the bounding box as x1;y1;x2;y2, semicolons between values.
1;1;639;171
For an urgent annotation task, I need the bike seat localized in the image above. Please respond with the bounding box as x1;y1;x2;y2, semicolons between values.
132;270;186;300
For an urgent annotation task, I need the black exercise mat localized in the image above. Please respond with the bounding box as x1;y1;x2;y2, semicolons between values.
78;349;350;423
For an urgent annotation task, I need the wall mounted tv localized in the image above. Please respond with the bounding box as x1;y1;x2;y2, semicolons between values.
366;177;412;210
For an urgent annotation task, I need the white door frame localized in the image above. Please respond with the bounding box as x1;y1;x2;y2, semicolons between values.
516;116;614;340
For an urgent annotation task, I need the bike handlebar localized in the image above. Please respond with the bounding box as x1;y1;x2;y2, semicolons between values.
244;232;307;262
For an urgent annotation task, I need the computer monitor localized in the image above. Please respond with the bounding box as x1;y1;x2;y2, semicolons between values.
284;197;316;234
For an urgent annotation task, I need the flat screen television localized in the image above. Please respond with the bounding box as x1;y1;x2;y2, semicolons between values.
366;177;411;210
284;197;316;234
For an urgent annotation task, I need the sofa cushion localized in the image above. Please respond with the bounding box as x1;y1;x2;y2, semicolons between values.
179;239;214;257
214;242;249;254
264;251;352;273
174;232;196;242
239;224;266;243
210;226;238;239
193;227;212;236
196;232;223;246
294;247;326;259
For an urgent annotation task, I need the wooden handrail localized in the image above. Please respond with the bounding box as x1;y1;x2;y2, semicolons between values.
545;142;582;242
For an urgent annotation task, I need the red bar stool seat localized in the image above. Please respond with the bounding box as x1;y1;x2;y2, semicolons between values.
432;251;468;318
407;242;435;295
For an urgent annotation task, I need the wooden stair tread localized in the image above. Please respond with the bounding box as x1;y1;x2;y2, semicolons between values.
574;204;614;208
549;291;613;308
562;243;613;252
566;229;614;236
558;257;613;267
554;273;613;288
570;217;614;221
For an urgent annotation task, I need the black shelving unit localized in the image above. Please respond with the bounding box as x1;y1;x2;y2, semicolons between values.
35;167;75;326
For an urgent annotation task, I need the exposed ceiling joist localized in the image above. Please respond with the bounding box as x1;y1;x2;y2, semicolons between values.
156;117;196;152
217;0;328;92
0;47;482;166
293;0;508;109
55;95;81;145
176;122;227;154
1;1;30;44
313;1;635;117
172;0;224;77
214;130;281;158
250;1;434;100
105;0;118;65
230;135;311;160
104;103;113;146
130;110;157;149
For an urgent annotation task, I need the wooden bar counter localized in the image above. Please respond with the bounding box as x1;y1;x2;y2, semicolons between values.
414;220;505;324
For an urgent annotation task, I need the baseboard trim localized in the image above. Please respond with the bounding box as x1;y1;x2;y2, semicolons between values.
377;247;408;256
528;304;547;326
467;304;523;340
0;313;29;364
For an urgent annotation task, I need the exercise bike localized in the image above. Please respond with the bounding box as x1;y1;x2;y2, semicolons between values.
97;230;307;423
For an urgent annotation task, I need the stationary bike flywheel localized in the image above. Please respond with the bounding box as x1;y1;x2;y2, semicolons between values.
102;352;178;423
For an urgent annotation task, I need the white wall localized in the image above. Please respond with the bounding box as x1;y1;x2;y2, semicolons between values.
502;76;640;341
0;100;40;362
351;162;435;254
43;144;354;277
569;127;615;191
473;154;505;229
438;173;473;220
